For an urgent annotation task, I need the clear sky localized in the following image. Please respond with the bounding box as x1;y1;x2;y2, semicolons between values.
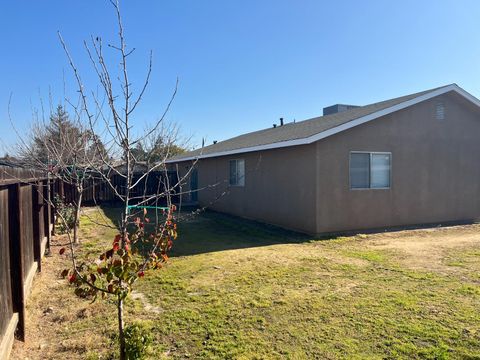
1;0;480;153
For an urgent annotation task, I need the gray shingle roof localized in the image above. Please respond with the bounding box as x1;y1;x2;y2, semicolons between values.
170;84;453;161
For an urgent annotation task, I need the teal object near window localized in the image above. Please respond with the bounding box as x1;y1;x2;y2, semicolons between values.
126;205;169;214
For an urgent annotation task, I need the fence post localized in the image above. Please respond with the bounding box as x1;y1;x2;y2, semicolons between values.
51;180;56;236
32;182;42;272
43;179;51;250
9;183;25;341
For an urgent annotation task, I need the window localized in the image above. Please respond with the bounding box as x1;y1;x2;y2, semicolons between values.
436;102;445;120
350;152;391;189
229;159;245;186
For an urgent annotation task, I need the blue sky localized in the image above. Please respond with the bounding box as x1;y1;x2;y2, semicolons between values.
1;1;480;152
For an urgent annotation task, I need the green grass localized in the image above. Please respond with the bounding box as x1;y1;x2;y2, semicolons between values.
61;208;480;359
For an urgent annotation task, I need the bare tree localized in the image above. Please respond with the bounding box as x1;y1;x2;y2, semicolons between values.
14;102;106;244
54;1;193;358
6;1;199;357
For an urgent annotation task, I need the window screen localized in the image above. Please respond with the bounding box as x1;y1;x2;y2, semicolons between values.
350;153;370;189
371;153;391;188
350;152;391;189
229;159;245;186
236;159;245;186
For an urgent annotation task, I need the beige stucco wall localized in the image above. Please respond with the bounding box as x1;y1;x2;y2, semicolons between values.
174;145;318;234
315;92;480;233
172;91;480;235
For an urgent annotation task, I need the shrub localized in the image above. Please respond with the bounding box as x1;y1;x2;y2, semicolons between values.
124;322;152;360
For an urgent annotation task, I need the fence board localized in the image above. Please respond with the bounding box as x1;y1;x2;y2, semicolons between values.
32;183;43;272
8;183;25;341
0;165;45;182
43;180;52;249
20;185;34;281
0;188;13;346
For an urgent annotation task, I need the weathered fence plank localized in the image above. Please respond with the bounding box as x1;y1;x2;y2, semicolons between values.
42;179;51;257
0;187;14;359
32;183;42;272
8;183;26;342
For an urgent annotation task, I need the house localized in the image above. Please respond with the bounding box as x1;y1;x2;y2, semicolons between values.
166;84;480;235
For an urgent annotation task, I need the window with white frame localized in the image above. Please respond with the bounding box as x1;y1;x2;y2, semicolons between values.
229;159;245;186
350;152;391;189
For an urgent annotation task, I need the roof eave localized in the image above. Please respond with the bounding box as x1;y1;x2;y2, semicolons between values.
166;84;476;163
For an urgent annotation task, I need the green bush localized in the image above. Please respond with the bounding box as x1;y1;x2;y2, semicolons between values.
124;322;152;360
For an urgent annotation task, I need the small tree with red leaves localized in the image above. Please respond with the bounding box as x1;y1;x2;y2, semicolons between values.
59;206;177;358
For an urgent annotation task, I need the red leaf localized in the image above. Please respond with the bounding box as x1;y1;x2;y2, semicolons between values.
68;274;76;283
114;234;121;244
113;243;120;251
145;217;150;223
59;248;66;255
138;271;145;278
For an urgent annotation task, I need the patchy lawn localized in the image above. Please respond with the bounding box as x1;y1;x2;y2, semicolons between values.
11;207;480;359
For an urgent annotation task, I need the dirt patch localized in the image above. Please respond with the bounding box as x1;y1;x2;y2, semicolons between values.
361;224;480;272
10;235;113;360
131;291;163;314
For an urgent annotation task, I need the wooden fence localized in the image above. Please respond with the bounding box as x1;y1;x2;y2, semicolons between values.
0;165;53;360
0;165;178;359
56;171;179;206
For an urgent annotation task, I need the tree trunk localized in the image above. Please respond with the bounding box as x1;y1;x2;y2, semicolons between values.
73;190;83;244
73;219;78;244
118;295;126;360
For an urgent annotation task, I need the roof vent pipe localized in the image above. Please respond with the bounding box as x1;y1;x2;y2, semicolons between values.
213;140;217;144
280;117;284;126
273;124;277;128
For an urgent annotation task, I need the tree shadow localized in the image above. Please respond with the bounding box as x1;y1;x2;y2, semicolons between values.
99;205;314;258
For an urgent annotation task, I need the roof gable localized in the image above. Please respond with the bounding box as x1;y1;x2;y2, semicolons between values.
167;84;480;163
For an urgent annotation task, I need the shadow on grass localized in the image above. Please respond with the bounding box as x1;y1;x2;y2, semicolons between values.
99;205;313;257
